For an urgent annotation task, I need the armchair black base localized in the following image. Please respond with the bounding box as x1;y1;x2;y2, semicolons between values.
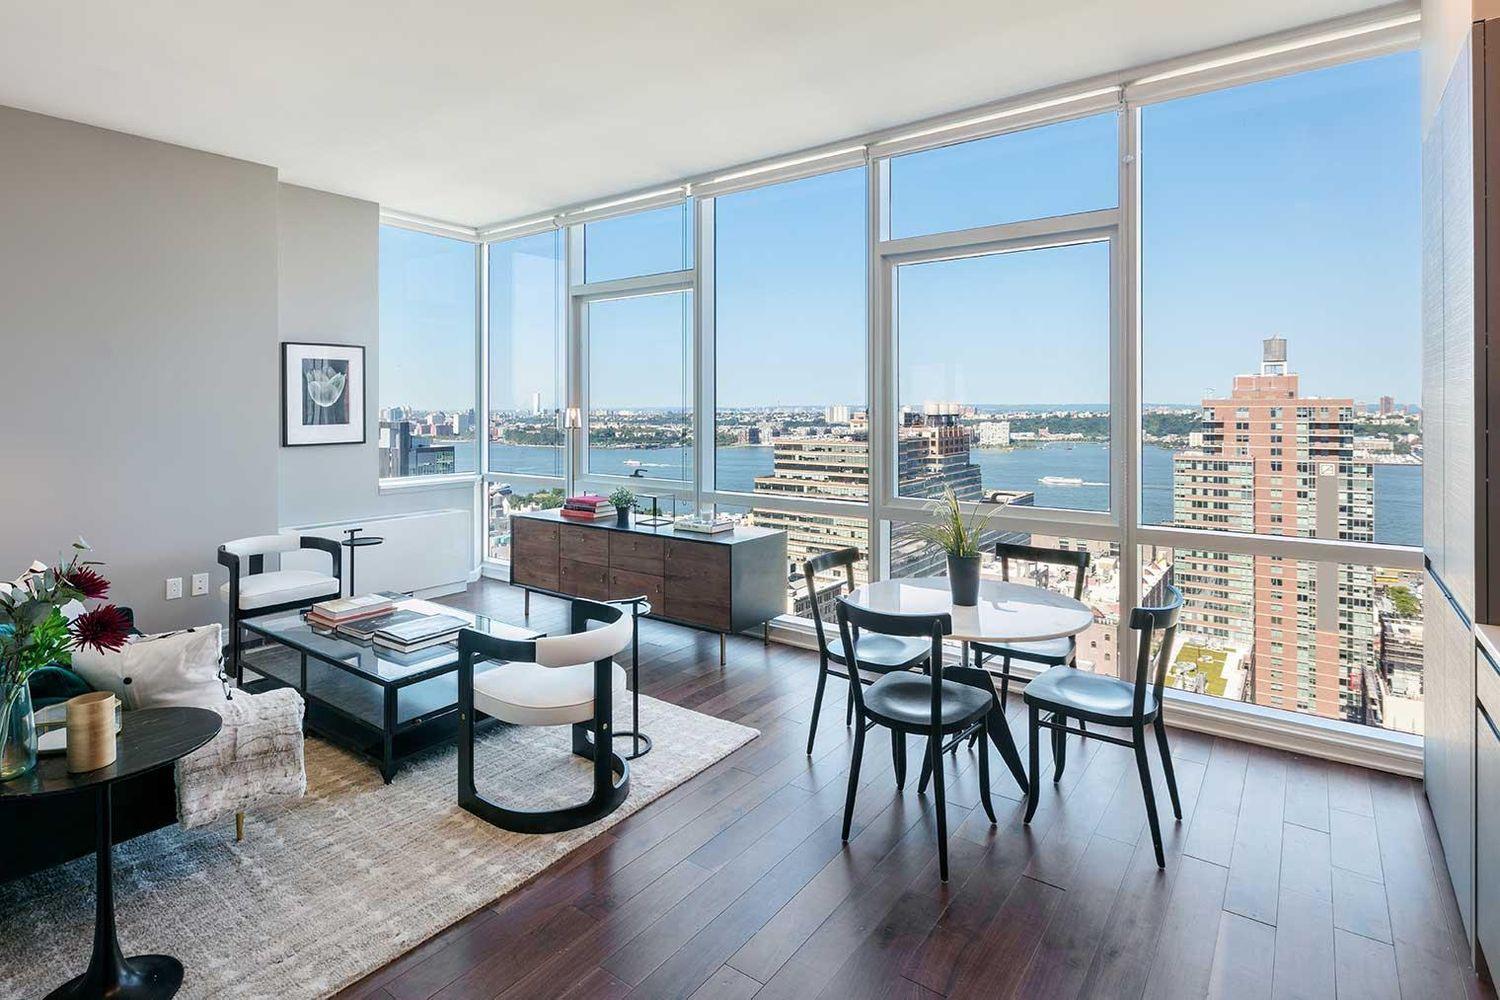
457;718;629;835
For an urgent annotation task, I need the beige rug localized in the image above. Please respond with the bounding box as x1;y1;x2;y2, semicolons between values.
0;695;757;999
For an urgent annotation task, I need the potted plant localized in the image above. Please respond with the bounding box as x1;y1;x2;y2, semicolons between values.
609;487;636;527
915;488;993;607
0;539;131;780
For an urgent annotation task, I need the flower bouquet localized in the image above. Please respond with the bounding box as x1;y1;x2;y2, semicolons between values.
0;539;132;780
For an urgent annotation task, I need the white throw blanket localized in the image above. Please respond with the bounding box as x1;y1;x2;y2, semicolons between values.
175;687;307;829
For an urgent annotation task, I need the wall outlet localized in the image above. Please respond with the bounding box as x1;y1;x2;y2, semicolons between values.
191;572;209;597
166;577;183;600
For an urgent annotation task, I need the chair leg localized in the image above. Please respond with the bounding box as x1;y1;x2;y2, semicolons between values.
846;681;854;727
1155;720;1183;819
806;659;829;756
842;716;867;841
231;615;243;688
1053;712;1067;782
999;656;1012;705
234;811;245;842
892;730;907;790
1133;723;1165;868
1024;706;1042;823
918;740;934;795
1070;654;1087;734
930;734;949;882
977;720;997;824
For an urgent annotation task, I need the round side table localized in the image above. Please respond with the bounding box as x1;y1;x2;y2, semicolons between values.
0;706;222;1000
341;527;384;596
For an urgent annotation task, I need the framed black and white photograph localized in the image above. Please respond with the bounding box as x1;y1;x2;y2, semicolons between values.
282;342;366;446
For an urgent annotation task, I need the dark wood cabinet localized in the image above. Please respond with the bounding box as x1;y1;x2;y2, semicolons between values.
509;511;787;660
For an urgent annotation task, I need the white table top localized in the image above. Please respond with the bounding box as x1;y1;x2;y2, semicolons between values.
845;577;1094;644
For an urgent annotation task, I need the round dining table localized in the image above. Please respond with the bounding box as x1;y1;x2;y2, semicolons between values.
844;576;1094;791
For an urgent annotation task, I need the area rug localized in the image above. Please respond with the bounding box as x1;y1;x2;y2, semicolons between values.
0;695;757;999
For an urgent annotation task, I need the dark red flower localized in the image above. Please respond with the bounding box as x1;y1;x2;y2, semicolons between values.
71;604;132;653
64;566;110;601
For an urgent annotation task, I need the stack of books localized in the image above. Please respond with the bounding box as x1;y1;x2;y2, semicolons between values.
306;593;395;631
335;606;430;642
373;613;470;653
561;493;613;521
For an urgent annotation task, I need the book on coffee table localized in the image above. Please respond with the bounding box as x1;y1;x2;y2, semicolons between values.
335;607;429;642
373;613;468;653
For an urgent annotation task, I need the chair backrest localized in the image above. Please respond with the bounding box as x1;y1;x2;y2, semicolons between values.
1128;585;1185;716
993;541;1090;601
458;598;629;668
802;547;860;651
835;597;948;724
222;534;301;558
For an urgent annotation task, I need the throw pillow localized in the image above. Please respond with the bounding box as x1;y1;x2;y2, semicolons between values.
70;625;228;711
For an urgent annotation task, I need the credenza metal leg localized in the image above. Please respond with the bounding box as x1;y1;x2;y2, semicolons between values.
524;589;530;620
719;633;726;665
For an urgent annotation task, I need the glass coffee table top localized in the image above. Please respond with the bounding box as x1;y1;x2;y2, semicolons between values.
241;597;542;686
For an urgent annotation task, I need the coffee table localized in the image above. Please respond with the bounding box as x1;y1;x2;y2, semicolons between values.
1;707;221;999
240;598;542;782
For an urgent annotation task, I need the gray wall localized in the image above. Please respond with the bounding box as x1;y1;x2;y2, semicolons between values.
274;182;474;527
0;106;280;632
0;112;476;633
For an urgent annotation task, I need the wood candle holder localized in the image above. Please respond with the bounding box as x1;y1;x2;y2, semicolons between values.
66;691;118;773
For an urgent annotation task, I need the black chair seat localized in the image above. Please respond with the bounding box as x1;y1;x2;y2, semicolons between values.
1024;664;1159;723
863;673;992;732
824;633;930;673
972;635;1074;666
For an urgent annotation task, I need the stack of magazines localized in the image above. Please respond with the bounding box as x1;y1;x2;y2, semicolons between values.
561;493;613;520
306;594;394;631
373;613;469;654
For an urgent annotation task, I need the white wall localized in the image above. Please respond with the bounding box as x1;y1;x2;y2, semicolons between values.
0;105;280;632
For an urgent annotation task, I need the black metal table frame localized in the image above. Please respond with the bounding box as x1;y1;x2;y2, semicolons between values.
239;621;527;783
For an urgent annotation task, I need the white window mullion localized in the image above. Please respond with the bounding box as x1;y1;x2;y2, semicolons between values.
695;197;716;512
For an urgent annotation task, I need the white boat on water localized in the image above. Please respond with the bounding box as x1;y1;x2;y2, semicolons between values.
1039;476;1084;486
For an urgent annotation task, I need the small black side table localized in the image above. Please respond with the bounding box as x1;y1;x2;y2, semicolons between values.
1;707;222;999
342;527;384;596
609;596;653;760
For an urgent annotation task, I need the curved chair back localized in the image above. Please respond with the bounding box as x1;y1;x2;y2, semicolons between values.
802;547;861;653
218;533;342;580
993;542;1090;601
834;597;948;717
458;598;629;668
1129;585;1185;716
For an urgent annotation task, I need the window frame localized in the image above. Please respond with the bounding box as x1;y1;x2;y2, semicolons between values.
461;10;1424;768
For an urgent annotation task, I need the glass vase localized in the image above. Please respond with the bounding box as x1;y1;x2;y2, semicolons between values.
0;680;38;781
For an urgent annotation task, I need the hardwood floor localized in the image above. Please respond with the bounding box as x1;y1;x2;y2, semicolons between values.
335;580;1493;1000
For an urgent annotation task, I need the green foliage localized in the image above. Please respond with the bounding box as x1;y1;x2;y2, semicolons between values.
914;487;993;559
609;487;636;510
1388;585;1420;618
0;540;95;688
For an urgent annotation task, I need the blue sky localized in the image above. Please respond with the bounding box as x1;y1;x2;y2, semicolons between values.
381;50;1419;413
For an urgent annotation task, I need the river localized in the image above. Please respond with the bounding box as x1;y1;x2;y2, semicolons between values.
483;441;1422;548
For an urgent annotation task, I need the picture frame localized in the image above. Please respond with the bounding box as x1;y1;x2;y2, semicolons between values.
281;342;367;446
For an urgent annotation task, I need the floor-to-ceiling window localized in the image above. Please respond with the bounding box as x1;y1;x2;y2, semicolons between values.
1137;51;1422;733
378;225;478;480
712;167;869;616
485;230;565;562
471;27;1423;752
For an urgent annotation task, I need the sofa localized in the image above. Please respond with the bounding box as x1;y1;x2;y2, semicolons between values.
1;614;306;884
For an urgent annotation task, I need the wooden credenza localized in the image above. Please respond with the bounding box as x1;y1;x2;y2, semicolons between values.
509;510;788;656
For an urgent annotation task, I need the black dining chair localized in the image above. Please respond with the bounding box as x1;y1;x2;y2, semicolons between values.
802;548;931;757
836;597;997;882
1023;585;1185;868
968;541;1091;702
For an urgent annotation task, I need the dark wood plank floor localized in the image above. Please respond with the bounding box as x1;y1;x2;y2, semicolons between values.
335;580;1493;1000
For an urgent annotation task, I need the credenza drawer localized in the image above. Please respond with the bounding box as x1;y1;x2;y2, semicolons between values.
560;524;610;566
511;520;559;591
663;588;732;631
664;540;730;596
609;568;664;609
559;557;610;600
610;533;665;576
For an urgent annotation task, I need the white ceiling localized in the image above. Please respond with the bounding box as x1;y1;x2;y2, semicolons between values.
0;1;1386;227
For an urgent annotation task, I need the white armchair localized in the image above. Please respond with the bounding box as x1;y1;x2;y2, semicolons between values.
457;598;633;833
217;533;341;685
